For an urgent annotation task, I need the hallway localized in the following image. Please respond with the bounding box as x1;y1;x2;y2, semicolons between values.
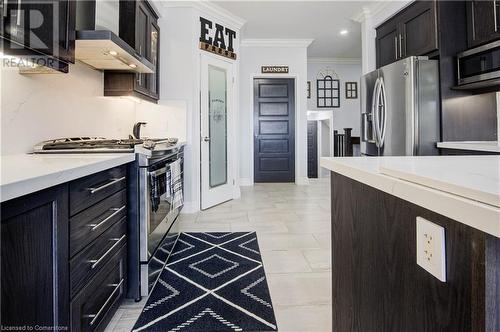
107;179;332;332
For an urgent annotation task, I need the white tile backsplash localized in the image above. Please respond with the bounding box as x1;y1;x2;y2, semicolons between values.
1;62;186;155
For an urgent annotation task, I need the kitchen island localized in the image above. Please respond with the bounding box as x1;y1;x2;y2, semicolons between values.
321;156;500;331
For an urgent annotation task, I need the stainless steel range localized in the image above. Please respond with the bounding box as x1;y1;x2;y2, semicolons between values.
137;142;184;296
33;134;184;300
33;136;179;153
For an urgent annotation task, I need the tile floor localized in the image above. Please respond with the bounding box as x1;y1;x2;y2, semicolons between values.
106;178;332;332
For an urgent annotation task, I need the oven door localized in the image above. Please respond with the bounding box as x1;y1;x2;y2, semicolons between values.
139;164;177;262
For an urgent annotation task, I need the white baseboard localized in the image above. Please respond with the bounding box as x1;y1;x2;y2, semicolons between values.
233;185;241;199
181;201;199;214
296;177;310;185
239;178;254;186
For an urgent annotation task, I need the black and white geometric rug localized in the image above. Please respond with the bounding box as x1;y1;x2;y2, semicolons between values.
132;232;278;332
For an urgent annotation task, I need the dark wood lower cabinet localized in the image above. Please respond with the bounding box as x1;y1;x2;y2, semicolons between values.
331;172;499;331
1;185;70;330
70;246;127;332
1;165;130;331
439;148;500;155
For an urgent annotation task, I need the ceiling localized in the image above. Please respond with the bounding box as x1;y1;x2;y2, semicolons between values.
213;1;370;59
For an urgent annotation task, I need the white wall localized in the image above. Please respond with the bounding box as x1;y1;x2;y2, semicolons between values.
307;60;362;136
0;61;186;156
159;3;243;212
239;42;309;185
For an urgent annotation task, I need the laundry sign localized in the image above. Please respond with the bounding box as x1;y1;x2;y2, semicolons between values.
199;17;237;60
261;66;289;74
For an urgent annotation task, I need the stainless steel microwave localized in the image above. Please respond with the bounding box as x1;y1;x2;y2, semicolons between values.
457;40;500;89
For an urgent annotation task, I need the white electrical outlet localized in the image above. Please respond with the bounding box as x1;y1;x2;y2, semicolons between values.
416;217;446;282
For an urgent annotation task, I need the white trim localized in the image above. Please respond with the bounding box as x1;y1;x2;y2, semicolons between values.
159;1;246;29
351;1;402;23
351;6;372;23
239;178;254;186
296;177;310;186
241;39;314;48
181;201;199;214
308;57;361;65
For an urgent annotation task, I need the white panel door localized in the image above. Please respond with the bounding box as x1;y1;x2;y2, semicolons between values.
200;55;234;210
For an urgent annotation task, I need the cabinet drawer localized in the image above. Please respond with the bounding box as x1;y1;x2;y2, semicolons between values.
70;190;127;257
70;218;127;297
71;246;126;332
70;166;127;216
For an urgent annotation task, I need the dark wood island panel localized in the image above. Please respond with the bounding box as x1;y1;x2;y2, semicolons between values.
331;172;499;331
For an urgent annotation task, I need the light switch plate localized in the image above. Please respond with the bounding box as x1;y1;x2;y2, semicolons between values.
416;216;446;282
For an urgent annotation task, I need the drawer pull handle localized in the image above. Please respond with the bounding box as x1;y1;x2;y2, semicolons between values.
87;176;125;194
84;278;124;326
88;235;126;269
87;206;126;231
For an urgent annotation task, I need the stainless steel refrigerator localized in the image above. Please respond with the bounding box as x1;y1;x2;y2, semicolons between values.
360;56;440;156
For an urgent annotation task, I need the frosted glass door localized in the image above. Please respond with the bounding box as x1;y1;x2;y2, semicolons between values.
208;65;228;188
201;55;233;210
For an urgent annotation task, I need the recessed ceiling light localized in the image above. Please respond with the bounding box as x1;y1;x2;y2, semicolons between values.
128;63;137;68
340;29;349;36
109;50;118;56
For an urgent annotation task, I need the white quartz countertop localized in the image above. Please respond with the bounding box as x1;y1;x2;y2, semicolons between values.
0;153;135;203
437;141;500;153
320;156;500;238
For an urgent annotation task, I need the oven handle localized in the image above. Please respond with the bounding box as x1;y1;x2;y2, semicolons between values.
87;177;125;194
87;206;126;231
147;166;168;177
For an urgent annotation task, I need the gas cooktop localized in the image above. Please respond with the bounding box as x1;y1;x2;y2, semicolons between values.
33;137;179;154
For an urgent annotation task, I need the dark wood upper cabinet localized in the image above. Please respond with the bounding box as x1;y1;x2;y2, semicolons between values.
104;0;160;103
0;0;75;73
466;0;500;48
400;1;438;57
1;185;70;329
376;1;438;68
376;18;399;68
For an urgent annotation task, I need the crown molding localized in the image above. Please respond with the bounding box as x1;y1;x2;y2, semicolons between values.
308;57;361;65
241;39;314;48
351;6;372;23
352;1;413;24
160;1;246;29
351;1;394;22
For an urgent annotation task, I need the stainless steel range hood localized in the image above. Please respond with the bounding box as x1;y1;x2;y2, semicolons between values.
75;0;154;73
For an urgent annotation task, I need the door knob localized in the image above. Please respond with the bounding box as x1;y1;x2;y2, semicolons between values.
203;136;211;142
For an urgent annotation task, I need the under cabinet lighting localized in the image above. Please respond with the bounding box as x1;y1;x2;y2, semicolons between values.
121;96;142;103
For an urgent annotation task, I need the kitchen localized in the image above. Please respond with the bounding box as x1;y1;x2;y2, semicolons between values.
1;1;499;332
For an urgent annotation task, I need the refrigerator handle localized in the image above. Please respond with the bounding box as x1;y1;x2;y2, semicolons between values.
379;78;387;147
371;78;381;147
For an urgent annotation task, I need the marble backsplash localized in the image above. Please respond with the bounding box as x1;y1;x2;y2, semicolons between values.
1;62;186;155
